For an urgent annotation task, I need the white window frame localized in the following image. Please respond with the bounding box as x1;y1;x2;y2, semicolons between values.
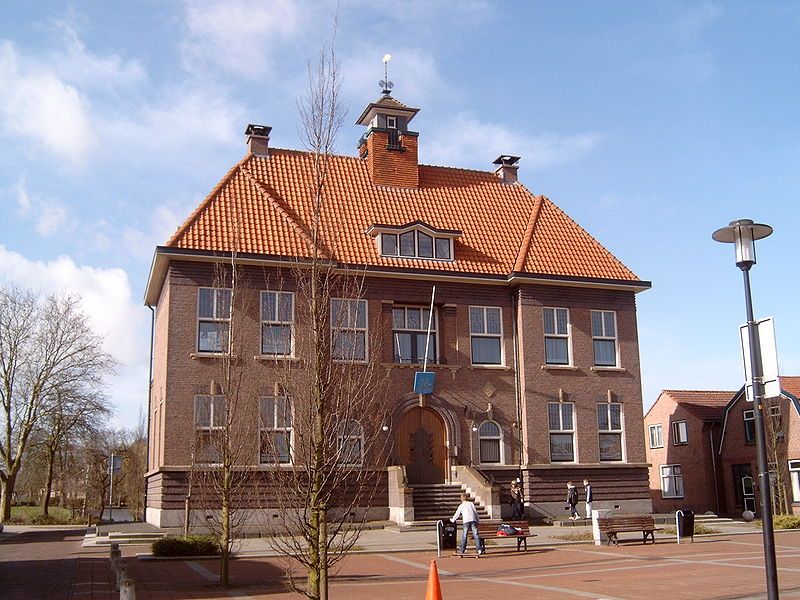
477;420;503;465
260;291;294;357
789;460;800;503
649;424;664;449
672;420;688;445
331;298;368;362
469;306;504;366
548;402;576;462
194;394;225;464
378;230;454;261
597;402;624;462
660;464;684;498
197;287;232;353
386;115;398;129
743;409;756;444
259;396;293;464
543;307;571;365
392;306;437;364
591;309;619;367
336;420;365;467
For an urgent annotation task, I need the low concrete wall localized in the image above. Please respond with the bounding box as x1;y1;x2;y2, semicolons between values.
387;466;414;525
451;465;501;518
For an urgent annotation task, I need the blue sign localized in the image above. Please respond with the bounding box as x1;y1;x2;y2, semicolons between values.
414;371;436;395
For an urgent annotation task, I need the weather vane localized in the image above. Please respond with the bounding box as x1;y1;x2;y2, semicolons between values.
379;53;394;95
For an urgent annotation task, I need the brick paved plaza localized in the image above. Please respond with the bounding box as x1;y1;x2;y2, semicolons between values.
2;527;800;599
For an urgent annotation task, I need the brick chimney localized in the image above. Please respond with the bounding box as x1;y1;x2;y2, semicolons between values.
245;124;272;157
493;155;521;184
356;94;420;188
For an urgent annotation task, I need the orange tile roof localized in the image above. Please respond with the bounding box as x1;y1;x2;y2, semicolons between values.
166;149;644;284
661;389;736;421
780;376;800;398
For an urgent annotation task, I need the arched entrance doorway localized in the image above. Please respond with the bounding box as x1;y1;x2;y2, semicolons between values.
395;406;447;484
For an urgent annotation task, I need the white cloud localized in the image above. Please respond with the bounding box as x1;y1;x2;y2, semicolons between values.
121;203;192;260
181;0;301;79
423;112;601;171
675;2;724;36
13;176;76;237
0;41;96;164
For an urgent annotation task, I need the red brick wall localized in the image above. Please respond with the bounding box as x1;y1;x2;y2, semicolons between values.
644;395;723;514
366;130;419;188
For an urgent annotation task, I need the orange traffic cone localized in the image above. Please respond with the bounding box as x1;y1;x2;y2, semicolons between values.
426;558;442;600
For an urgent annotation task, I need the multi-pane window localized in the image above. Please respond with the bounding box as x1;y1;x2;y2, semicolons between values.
469;306;503;365
478;420;502;464
660;464;684;498
591;310;618;367
337;420;364;466
543;307;570;365
259;396;292;464
649;424;664;448
380;231;452;260
198;288;231;352
743;410;756;443
548;402;575;462
392;307;436;364
789;460;800;503
194;395;225;463
672;420;688;445
597;403;623;461
261;291;294;356
331;299;367;361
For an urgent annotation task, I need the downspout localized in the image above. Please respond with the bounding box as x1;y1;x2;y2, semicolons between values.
511;288;524;477
709;426;720;516
144;304;155;521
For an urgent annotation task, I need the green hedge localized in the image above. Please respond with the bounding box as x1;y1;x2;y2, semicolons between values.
773;515;800;530
151;535;221;557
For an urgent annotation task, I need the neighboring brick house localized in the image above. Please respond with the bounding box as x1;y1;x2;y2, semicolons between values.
645;377;800;517
644;390;733;514
143;90;653;528
719;376;800;517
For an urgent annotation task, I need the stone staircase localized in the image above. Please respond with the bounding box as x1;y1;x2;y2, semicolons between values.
409;483;490;524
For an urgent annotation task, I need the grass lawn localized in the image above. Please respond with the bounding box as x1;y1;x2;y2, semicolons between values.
8;505;84;525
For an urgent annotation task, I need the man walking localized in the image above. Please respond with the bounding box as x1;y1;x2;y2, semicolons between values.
451;493;483;555
584;479;593;519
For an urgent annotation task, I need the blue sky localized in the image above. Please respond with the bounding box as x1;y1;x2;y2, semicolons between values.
1;1;798;427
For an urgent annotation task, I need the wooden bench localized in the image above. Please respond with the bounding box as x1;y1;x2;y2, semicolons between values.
475;520;535;552
597;516;661;545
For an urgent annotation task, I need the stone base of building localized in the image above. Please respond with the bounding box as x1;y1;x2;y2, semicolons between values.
519;499;654;522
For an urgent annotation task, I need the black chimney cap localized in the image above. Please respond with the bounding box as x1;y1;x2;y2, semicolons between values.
493;155;521;166
245;124;272;137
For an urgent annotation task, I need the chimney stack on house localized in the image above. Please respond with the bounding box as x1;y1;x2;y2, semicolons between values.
493;155;521;184
356;91;421;188
245;124;272;157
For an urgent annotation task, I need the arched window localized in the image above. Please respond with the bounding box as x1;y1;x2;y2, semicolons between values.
478;420;502;464
337;420;364;466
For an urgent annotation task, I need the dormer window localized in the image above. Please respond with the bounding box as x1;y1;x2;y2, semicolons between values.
386;115;397;129
368;221;461;262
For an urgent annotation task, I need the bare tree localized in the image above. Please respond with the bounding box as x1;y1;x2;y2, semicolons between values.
189;249;259;588
763;397;790;515
0;287;115;521
256;39;391;600
117;414;148;521
36;386;110;516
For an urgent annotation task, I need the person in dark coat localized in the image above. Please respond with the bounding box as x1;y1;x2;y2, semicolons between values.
567;481;579;520
510;478;524;519
583;479;593;519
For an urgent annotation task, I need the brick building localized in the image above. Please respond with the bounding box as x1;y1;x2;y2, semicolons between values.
143;90;653;528
645;377;800;517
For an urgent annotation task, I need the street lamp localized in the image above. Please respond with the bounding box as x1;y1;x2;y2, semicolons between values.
712;218;778;600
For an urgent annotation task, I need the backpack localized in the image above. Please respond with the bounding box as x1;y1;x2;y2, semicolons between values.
497;523;521;536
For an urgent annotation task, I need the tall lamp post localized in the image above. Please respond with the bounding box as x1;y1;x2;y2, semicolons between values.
712;218;778;600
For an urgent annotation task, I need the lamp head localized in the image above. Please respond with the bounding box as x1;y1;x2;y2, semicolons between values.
712;219;772;270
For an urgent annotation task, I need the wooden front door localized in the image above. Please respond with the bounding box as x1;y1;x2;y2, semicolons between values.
396;407;447;484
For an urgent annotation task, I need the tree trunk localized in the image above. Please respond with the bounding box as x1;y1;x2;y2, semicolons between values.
1;471;16;521
220;469;231;588
42;447;56;516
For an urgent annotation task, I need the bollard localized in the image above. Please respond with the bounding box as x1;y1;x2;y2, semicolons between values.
119;577;136;600
115;562;127;591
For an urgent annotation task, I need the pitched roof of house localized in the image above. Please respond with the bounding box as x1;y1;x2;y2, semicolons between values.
163;150;646;286
658;390;737;422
